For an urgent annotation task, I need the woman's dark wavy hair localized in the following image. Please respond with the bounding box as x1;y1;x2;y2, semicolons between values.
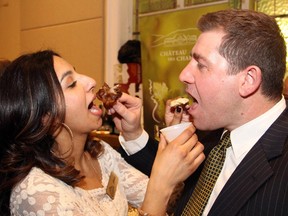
0;50;103;214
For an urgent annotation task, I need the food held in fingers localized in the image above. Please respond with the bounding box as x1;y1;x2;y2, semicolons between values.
96;82;122;109
170;97;189;108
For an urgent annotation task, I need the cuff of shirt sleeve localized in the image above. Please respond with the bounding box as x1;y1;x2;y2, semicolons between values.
119;130;149;156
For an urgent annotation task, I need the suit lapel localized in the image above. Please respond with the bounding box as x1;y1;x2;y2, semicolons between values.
208;107;288;216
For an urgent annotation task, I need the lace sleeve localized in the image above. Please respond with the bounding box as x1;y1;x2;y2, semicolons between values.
105;143;149;207
117;155;149;207
10;168;84;216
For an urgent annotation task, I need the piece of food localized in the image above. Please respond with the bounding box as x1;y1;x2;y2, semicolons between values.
170;97;189;108
96;82;122;109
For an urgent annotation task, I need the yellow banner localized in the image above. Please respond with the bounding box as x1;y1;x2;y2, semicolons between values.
140;3;229;138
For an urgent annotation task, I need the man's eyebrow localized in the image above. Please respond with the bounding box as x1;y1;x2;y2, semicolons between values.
60;70;73;82
192;52;206;62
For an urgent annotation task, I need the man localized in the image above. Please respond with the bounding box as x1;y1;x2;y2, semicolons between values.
114;9;288;216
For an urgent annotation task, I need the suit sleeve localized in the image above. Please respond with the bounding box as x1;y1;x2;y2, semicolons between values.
118;136;158;177
118;129;223;179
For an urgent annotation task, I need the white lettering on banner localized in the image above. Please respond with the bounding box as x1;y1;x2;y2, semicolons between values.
151;28;198;48
176;55;191;61
160;49;187;57
160;49;191;62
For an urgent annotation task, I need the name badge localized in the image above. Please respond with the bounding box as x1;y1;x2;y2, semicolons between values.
106;171;118;199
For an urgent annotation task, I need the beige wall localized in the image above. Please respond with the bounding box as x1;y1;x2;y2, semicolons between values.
0;0;104;87
0;0;21;60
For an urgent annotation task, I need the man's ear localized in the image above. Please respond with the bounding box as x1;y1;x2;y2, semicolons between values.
239;66;262;98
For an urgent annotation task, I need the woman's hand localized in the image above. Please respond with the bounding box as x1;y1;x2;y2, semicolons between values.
141;125;205;215
152;124;205;187
165;99;192;126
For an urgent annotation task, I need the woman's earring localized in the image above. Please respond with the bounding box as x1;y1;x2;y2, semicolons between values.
61;122;74;139
53;123;74;156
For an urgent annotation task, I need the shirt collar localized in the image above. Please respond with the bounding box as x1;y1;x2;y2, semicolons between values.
229;97;286;161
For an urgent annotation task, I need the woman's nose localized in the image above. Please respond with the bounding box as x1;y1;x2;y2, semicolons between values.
79;74;96;92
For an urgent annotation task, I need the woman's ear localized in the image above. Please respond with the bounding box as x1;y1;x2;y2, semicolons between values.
239;66;262;98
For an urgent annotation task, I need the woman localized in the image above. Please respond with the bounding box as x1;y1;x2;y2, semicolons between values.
0;50;204;215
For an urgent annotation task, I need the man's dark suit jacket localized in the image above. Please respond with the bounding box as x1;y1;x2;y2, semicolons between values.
119;106;288;216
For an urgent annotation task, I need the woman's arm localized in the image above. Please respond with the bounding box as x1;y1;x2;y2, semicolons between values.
140;126;205;215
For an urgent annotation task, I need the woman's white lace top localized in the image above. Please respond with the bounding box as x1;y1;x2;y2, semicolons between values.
10;141;149;215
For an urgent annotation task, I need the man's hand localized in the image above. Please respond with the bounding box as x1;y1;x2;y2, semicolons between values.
108;93;143;141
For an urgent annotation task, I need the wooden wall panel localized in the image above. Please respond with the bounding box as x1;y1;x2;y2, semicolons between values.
20;0;103;30
19;0;104;90
0;1;21;59
20;18;104;87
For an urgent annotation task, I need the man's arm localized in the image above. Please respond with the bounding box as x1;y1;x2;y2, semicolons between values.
118;136;158;176
106;93;157;176
118;128;223;176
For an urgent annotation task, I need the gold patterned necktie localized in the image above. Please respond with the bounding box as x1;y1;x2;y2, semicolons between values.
181;131;231;216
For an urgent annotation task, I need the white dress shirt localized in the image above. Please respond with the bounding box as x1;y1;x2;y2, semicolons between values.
118;97;286;215
119;130;149;155
203;97;286;215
